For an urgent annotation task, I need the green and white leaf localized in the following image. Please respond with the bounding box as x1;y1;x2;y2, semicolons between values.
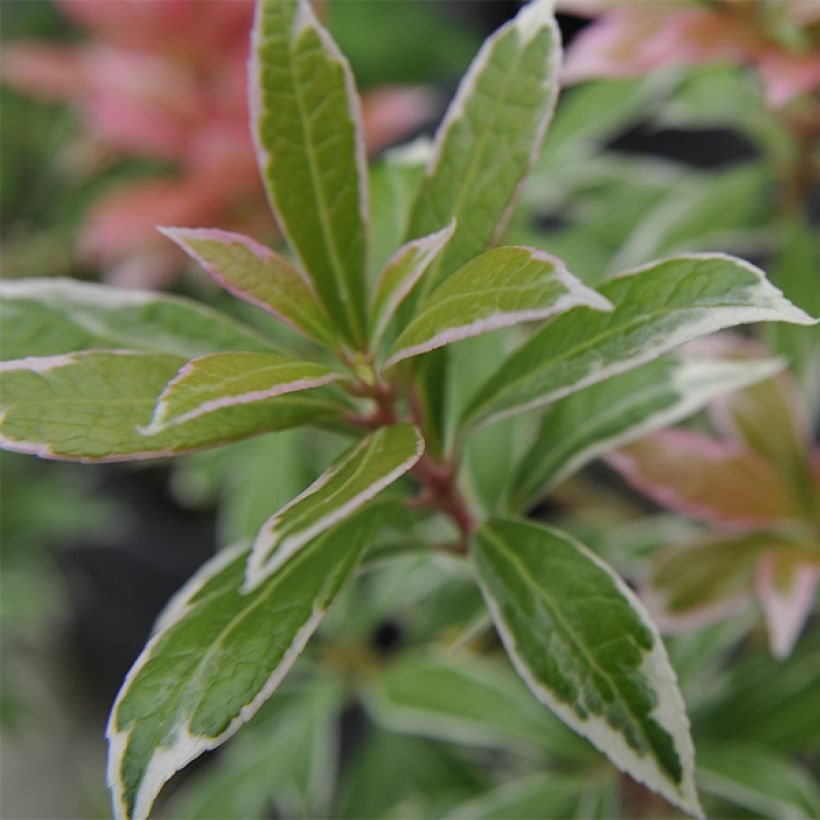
386;246;610;367
251;0;368;345
143;352;344;434
465;253;817;429
512;354;785;508
245;423;423;590
697;743;820;820
406;0;562;291
369;220;456;346
0;277;275;361
473;518;701;816
0;352;339;462
365;652;594;759
160;227;336;346
107;508;381;820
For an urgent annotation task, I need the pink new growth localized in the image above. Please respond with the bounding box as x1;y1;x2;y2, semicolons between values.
609;337;819;658
1;0;434;287
562;0;820;109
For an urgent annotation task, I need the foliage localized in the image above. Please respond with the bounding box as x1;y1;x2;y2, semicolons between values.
0;1;817;819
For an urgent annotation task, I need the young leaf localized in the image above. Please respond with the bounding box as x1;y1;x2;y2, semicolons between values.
251;0;368;346
0;352;339;462
473;518;701;816
143;352;344;434
107;508;382;820
386;247;610;367
365;651;593;759
369;220;456;346
406;0;562;290
465;253;817;429
245;423;424;590
512;355;785;509
0;277;276;361
159;228;336;347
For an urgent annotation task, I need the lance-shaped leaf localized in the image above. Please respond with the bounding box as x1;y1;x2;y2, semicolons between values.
369;220;456;346
251;0;368;346
608;430;798;530
0;277;276;361
697;743;820;820
473;518;700;816
159;228;336;347
756;548;820;659
386;247;610;368
0;352;339;462
405;0;561;291
365;652;593;759
143;352;344;434
465;253;817;429
245;423;424;590
512;355;785;509
107;507;382;820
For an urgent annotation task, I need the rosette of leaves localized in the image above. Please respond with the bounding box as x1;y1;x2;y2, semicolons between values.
0;1;816;818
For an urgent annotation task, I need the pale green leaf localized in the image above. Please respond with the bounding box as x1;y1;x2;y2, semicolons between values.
406;0;562;290
143;352;344;434
465;253;817;429
0;352;339;462
0;277;275;361
245;423;423;589
369;220;456;346
159;228;337;347
251;0;368;345
512;355;785;509
365;651;594;760
386;246;610;367
107;508;381;820
697;743;820;820
473;518;700;816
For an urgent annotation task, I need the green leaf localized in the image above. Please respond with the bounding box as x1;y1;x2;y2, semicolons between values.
512;355;785;509
465;253;817;429
107;508;381;820
405;0;561;290
369;220;456;346
444;773;586;820
697;743;820;820
0;277;276;361
143;352;344;434
473;518;700;816
159;228;337;347
245;423;423;589
251;0;368;346
0;352;339;462
386;246;610;367
365;651;594;760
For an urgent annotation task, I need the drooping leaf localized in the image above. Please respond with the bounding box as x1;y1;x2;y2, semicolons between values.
405;0;562;291
697;743;820;820
608;430;797;529
512;355;785;509
465;253;816;429
159;228;336;347
107;507;381;820
251;0;368;345
387;246;610;367
365;652;594;760
369;220;456;346
0;277;276;361
143;352;344;434
245;423;423;589
0;352;339;462
473;518;700;816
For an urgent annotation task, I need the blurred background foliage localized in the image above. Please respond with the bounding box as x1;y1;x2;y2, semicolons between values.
1;1;818;818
